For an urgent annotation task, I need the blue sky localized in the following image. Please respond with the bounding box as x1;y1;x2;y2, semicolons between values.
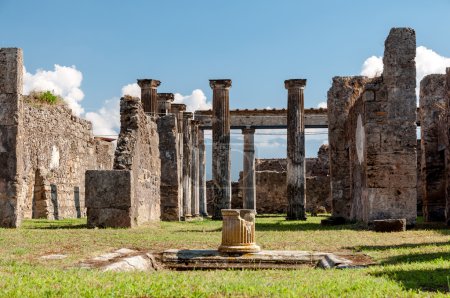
1;0;450;179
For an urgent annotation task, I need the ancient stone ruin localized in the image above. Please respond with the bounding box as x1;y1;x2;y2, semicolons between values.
2;27;450;229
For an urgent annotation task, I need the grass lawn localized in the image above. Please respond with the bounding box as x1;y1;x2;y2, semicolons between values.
0;215;450;297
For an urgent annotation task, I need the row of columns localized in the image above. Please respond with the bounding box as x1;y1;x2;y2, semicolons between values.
138;77;307;221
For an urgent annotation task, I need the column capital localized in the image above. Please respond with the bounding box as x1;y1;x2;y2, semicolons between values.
284;79;307;90
242;127;255;135
157;93;175;102
171;103;186;113
210;79;232;89
137;79;161;89
183;112;193;119
191;119;201;126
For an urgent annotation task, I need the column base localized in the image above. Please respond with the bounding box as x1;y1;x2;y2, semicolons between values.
218;244;261;254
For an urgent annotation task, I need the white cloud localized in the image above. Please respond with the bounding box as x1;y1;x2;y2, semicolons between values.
174;89;211;112
360;56;383;78
23;65;85;116
317;102;327;109
121;83;141;98
361;46;450;98
85;97;120;136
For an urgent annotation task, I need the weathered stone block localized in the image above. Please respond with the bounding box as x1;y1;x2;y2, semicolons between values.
372;218;406;232
0;48;23;94
0;94;20;125
85;170;132;209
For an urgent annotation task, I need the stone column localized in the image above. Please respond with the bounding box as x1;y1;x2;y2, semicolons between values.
157;93;174;116
170;104;186;219
210;79;232;220
190;120;200;217
182;112;193;219
137;79;160;115
242;127;256;210
285;79;307;220
198;128;208;217
218;209;260;253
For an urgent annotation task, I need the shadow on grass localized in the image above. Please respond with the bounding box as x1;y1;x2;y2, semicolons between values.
351;241;450;252
255;220;364;232
380;251;450;265
22;219;87;230
371;268;450;293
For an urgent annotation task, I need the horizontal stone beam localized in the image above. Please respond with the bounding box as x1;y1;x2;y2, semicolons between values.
194;108;421;129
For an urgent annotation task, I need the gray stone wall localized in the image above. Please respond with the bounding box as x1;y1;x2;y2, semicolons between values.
114;96;161;224
21;103;114;219
419;74;446;221
328;28;417;225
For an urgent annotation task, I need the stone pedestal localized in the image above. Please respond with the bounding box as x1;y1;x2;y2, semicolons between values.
210;79;232;220
242;127;256;210
218;209;260;254
285;79;307;220
137;79;160;116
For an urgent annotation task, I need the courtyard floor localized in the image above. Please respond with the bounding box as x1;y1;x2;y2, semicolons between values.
0;215;449;297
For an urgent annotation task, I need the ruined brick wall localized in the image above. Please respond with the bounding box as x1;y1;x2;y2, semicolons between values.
327;76;368;220
419;74;446;221
0;48;24;227
113;96;161;224
157;114;182;221
328;28;417;225
445;69;450;225
21;103;114;220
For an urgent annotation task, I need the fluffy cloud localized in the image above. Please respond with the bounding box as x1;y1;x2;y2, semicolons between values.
121;83;141;98
23;65;85;116
360;46;450;97
84;98;120;136
317;102;327;109
174;89;211;112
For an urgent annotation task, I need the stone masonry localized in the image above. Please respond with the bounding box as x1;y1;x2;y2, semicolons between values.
419;74;446;221
327;28;417;225
0;48;114;227
86;96;161;228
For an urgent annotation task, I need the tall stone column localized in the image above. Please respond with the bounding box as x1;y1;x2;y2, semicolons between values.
242;127;256;210
182;112;193;219
170;104;186;219
137;79;160;115
198;128;208;216
285;79;307;220
210;79;232;220
157;93;174;116
190;120;200;217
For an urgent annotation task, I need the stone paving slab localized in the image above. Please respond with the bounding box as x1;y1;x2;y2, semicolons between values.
162;249;354;270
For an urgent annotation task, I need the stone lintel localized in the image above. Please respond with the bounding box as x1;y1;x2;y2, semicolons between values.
157;93;175;102
183;112;193;119
284;79;307;89
190;119;200;126
137;79;161;89
209;79;232;89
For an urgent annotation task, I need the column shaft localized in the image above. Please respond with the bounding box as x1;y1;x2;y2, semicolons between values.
190;121;200;217
198;129;208;216
285;79;307;220
242;128;256;210
182;113;193;219
210;79;232;220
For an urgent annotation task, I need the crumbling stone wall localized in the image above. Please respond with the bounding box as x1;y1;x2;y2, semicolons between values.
419;74;446;221
444;69;450;225
87;96;161;228
328;28;417;225
21;103;114;219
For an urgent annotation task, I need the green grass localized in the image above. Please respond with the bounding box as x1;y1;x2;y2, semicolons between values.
1;215;450;297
